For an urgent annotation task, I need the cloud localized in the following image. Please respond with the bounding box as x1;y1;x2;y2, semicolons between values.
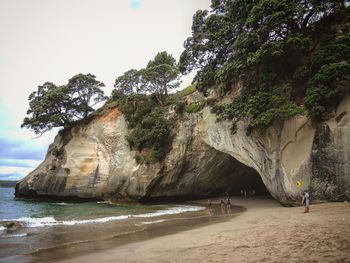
0;158;41;168
0;166;34;180
0;137;46;160
0;173;23;181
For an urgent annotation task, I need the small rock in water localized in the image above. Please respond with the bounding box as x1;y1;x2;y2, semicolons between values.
4;222;23;231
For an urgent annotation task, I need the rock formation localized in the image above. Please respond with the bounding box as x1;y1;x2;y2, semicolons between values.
15;93;350;205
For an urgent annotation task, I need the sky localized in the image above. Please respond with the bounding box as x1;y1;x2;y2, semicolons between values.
0;0;211;181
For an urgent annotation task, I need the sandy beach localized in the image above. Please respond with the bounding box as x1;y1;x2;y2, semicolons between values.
56;197;350;263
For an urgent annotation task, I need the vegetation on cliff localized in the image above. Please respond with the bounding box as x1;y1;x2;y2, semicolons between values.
110;52;179;163
21;74;106;135
180;0;350;132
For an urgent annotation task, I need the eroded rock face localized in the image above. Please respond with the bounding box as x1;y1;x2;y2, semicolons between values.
16;94;350;205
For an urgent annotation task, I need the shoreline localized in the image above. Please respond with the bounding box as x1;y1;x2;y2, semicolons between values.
1;197;349;263
55;197;350;263
0;198;244;262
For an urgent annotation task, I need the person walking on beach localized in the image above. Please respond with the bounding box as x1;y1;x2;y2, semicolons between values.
207;199;213;214
302;191;310;213
220;197;225;214
207;199;212;209
226;196;231;212
220;197;225;208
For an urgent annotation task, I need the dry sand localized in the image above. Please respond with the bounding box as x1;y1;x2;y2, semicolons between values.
58;197;350;263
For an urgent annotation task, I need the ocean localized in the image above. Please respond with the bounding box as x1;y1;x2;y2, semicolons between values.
0;187;243;262
0;187;203;228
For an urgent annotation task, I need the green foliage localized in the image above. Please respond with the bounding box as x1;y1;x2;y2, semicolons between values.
110;51;182;163
66;73;106;118
127;107;173;163
305;28;350;121
111;92;157;128
223;83;304;133
175;85;197;98
114;69;147;95
22;74;106;134
180;0;349;131
144;51;180;98
110;93;173;163
185;98;217;114
185;102;205;113
174;101;185;114
113;51;180;104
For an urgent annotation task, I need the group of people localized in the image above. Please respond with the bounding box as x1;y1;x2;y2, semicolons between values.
220;196;231;209
207;190;311;214
207;195;232;213
240;189;255;197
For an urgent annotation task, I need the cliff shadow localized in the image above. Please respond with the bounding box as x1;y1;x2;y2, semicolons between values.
143;144;270;202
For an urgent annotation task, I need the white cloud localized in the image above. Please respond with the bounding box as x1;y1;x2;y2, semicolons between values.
0;166;34;177
0;159;41;168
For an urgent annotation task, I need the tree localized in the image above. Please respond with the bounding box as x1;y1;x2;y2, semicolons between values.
180;0;347;92
21;82;70;134
179;0;349;130
21;74;106;135
66;73;106;118
144;51;180;99
114;69;147;95
112;52;180;105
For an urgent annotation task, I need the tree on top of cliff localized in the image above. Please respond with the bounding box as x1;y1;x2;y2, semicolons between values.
66;73;106;118
144;51;180;97
21;74;106;135
113;51;180;104
180;0;349;131
114;69;147;96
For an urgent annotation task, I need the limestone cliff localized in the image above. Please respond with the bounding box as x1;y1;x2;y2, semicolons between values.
15;93;350;205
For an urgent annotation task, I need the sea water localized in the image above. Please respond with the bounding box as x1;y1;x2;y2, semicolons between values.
0;188;204;227
0;187;206;259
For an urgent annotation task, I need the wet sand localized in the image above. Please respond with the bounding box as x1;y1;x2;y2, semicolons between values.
56;197;350;263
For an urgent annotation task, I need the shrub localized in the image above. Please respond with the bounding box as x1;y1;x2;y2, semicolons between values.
175;85;197;98
127;107;173;163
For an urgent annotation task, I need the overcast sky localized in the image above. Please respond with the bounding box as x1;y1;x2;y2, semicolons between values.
0;0;211;181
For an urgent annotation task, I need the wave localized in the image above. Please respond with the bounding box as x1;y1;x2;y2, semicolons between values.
54;202;72;206
0;205;204;228
133;206;205;218
96;201;114;205
0;233;28;238
139;219;166;225
0;226;6;231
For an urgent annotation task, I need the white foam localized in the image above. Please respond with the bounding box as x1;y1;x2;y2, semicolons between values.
54;202;71;206
8;217;58;227
0;205;204;228
139;219;166;225
133;205;205;218
59;215;129;225
0;233;28;238
0;226;6;231
96;201;114;205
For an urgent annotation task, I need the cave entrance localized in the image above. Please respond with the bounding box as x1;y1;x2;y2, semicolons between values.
145;144;271;202
192;147;271;198
226;168;269;196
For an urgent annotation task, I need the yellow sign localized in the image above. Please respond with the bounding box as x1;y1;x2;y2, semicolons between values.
295;180;302;188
